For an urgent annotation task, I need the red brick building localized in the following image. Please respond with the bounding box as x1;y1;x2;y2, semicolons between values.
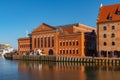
18;38;30;54
97;4;120;57
18;23;96;57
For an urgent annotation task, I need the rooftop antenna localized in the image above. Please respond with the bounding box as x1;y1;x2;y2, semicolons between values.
26;30;28;37
100;3;103;8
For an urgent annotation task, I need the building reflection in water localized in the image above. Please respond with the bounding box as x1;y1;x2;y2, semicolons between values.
18;61;120;80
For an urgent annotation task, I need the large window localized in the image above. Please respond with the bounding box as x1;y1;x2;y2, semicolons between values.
34;38;36;48
38;38;40;48
103;26;107;30
41;37;43;48
48;37;50;47
52;37;54;47
44;37;47;48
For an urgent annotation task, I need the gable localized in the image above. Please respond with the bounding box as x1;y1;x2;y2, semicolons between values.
32;23;56;33
97;4;120;23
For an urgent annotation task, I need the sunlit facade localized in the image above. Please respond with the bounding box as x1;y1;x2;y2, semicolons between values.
18;23;96;57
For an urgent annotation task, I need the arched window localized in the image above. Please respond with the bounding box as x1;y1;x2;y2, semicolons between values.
111;33;115;38
112;26;115;30
112;42;115;46
103;26;107;30
103;34;107;38
104;42;107;46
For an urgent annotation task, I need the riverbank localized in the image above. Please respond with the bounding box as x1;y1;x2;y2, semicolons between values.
11;55;120;64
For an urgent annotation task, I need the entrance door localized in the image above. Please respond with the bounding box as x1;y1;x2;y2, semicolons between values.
49;49;54;55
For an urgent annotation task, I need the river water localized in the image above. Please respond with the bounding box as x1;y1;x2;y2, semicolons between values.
0;57;120;80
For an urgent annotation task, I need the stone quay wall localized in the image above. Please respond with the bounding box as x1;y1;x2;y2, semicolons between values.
12;55;120;64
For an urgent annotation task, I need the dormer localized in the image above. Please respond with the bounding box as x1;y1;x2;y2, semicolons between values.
107;13;113;20
115;7;120;15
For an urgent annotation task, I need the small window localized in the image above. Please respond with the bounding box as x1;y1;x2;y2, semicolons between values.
103;34;107;38
117;11;120;15
108;17;112;20
112;26;115;30
112;42;115;46
111;33;115;38
103;26;107;30
104;42;107;46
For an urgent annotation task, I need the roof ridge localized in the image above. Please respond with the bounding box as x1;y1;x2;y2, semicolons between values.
103;3;120;7
57;23;79;28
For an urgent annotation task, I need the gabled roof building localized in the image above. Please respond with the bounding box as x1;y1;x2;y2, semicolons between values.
18;23;96;57
97;4;120;57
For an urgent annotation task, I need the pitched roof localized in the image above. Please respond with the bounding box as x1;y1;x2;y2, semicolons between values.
57;23;79;34
57;23;95;34
97;4;120;23
32;23;56;33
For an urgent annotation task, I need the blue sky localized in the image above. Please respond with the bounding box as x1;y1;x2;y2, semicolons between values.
0;0;119;49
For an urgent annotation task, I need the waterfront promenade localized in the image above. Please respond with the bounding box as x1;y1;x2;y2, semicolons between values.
12;55;120;65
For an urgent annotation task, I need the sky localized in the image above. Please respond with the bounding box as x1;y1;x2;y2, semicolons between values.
0;0;120;49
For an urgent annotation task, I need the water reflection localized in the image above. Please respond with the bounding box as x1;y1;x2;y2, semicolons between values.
18;61;120;80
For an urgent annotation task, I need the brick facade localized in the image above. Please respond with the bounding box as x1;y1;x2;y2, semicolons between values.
18;38;30;54
18;23;96;57
97;4;120;57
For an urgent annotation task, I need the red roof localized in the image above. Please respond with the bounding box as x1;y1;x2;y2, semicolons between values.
97;4;120;23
